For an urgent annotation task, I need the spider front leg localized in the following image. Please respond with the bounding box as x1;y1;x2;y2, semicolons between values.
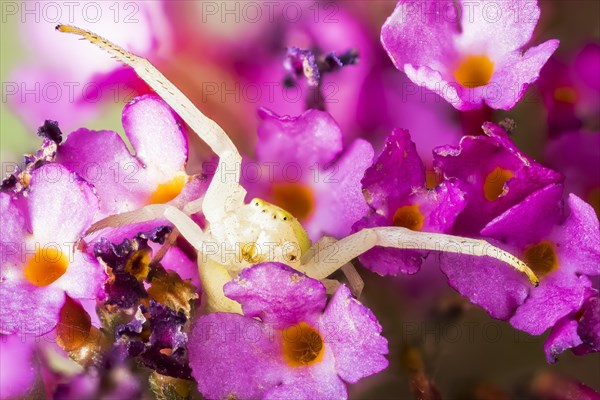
299;227;539;286
57;24;247;225
86;204;205;250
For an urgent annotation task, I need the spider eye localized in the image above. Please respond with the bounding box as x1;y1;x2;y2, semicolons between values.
283;217;287;221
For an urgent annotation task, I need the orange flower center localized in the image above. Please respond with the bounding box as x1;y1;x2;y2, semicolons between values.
24;247;69;286
483;167;514;201
148;174;187;205
392;205;424;231
271;183;316;222
523;241;559;278
454;55;495;88
553;87;577;104
281;322;325;367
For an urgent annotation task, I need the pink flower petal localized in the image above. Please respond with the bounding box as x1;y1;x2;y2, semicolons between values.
320;285;388;383
188;313;283;400
224;263;327;329
256;108;343;170
0;334;37;398
310;138;374;239
28;164;98;246
488;40;559;110
122;94;188;182
57;128;152;215
510;273;592;335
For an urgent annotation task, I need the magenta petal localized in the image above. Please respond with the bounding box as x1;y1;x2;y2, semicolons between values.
28;164;98;245
381;0;457;73
578;296;600;352
414;181;466;232
320;285;388;383
382;0;556;111
356;179;465;276
224;263;327;328
440;251;529;320
554;194;600;277
481;184;563;245
0;334;37;398
311;139;374;239
362;129;425;213
489;40;559;110
122;94;188;180
57;128;151;215
544;318;583;363
0;280;65;335
434;123;563;234
256;108;343;169
188;313;282;399
510;273;592;335
57;252;105;300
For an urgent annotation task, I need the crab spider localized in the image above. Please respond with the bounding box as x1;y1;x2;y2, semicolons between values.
57;25;539;313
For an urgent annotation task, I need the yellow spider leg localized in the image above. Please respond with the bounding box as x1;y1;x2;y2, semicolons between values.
299;227;539;286
56;24;246;223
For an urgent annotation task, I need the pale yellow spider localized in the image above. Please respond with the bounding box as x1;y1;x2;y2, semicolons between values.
57;25;538;314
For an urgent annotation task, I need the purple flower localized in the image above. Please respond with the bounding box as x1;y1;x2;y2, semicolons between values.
544;130;600;218
0;164;105;335
247;108;374;240
188;263;388;399
545;292;600;363
56;94;207;217
116;301;192;379
353;129;466;276
381;0;559;110
440;184;600;334
538;42;600;136
434;122;563;235
93;226;198;311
